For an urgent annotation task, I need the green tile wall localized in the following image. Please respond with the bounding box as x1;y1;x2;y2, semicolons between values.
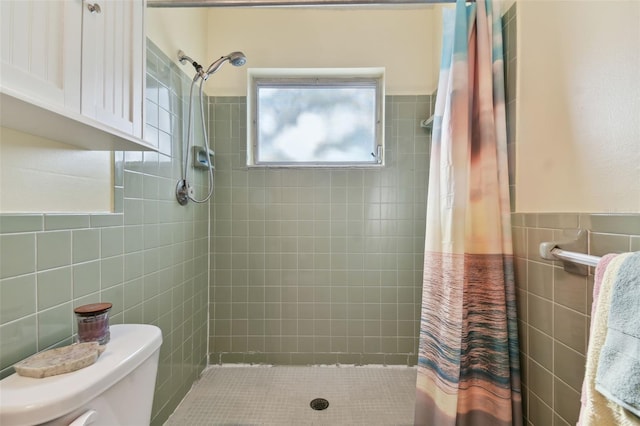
503;3;517;212
209;94;432;366
0;40;208;426
513;213;640;425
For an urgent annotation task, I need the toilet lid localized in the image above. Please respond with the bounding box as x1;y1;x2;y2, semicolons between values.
0;324;162;426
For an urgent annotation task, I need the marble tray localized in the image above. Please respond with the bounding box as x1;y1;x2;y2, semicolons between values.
14;342;105;379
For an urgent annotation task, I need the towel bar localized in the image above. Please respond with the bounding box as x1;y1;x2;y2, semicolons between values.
539;229;601;275
548;247;601;267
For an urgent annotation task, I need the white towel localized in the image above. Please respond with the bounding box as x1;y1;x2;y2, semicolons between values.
595;252;640;420
577;253;619;425
577;252;639;426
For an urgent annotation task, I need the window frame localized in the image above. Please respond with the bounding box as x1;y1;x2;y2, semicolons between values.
247;68;385;167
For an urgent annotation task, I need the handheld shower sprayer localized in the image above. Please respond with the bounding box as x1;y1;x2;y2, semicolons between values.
178;50;247;82
205;51;247;76
175;49;247;206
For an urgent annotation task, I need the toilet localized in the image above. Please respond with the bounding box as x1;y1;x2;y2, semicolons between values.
0;324;162;426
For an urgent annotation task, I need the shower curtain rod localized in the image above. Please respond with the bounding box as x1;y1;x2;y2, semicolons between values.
148;0;469;7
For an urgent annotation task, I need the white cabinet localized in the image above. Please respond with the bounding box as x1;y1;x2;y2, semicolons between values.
81;0;144;138
0;1;81;112
0;0;152;151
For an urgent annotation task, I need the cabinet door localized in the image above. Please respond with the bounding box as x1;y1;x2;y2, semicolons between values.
81;0;144;138
0;0;82;112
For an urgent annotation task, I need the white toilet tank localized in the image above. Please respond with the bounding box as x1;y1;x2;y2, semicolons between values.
0;324;162;426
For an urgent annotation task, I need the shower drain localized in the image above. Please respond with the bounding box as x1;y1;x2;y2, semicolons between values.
310;398;329;411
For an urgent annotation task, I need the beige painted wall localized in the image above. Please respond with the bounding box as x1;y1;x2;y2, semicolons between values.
0;127;112;212
6;1;637;214
0;6;443;212
146;7;209;79
204;6;440;96
516;0;640;213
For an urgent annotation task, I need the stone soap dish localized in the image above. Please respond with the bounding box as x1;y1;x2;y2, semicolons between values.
14;342;106;378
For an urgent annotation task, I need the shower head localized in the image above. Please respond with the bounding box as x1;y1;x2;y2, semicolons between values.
228;51;247;67
205;51;247;76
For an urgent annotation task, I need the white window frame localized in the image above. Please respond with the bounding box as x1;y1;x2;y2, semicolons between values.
247;68;385;167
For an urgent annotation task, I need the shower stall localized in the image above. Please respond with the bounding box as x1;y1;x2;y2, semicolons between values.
145;2;443;425
155;19;431;418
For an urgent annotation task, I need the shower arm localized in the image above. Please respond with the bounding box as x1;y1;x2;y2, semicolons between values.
178;50;208;81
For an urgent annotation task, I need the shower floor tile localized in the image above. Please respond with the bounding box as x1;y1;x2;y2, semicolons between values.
164;365;417;425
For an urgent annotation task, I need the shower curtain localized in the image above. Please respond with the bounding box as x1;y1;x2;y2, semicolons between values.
414;0;522;425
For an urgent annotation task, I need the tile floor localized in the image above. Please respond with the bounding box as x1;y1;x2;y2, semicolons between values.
164;365;417;425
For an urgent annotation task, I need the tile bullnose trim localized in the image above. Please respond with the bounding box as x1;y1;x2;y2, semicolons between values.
0;214;44;234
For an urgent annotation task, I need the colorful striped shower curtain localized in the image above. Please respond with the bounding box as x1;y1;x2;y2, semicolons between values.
414;0;522;425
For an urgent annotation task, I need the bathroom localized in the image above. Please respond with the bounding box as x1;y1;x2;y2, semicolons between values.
0;0;638;425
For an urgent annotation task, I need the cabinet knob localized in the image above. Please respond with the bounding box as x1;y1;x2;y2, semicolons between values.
87;3;101;14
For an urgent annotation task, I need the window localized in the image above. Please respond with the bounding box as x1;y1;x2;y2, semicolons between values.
247;68;385;167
